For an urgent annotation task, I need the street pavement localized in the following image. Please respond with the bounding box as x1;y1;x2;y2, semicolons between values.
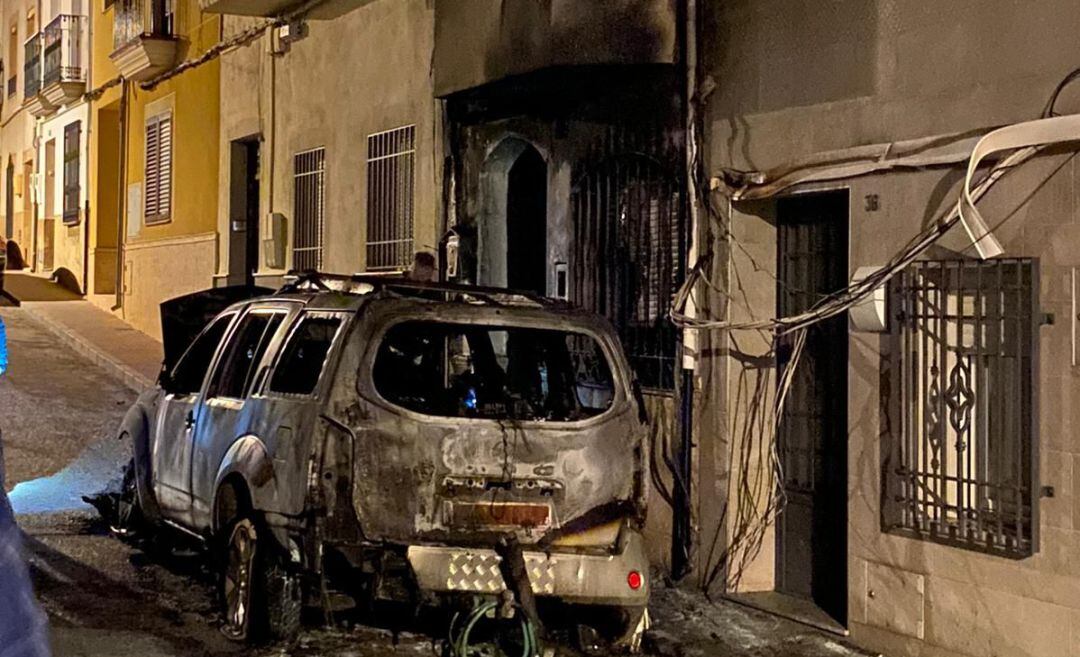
0;305;876;657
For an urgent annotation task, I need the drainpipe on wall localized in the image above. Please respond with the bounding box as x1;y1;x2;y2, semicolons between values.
671;0;700;581
83;9;93;296
112;79;129;311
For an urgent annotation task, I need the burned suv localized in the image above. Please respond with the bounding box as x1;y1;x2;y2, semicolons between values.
120;274;650;647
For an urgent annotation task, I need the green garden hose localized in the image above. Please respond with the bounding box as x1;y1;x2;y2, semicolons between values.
449;601;539;657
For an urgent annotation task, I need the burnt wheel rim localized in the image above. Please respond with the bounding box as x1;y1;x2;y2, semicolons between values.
222;519;257;640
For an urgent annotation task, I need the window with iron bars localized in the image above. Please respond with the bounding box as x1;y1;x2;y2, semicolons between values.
365;125;414;271
293;147;326;271
62;120;80;224
884;258;1039;558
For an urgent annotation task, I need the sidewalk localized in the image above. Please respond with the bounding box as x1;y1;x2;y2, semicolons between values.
20;300;161;391
2;273;162;391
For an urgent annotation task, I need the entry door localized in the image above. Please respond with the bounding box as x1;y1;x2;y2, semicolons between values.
43;140;55;271
5;159;12;239
775;191;849;625
228;138;261;287
506;146;546;295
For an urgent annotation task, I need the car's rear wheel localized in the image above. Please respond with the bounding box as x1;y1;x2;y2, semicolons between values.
610;606;649;652
219;514;301;644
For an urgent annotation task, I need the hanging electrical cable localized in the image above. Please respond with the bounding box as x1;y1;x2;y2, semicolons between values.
683;68;1080;594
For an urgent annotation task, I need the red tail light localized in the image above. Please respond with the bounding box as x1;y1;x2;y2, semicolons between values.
627;570;643;590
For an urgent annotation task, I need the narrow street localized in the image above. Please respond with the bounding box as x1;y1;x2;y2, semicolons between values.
0;304;873;657
0;305;437;657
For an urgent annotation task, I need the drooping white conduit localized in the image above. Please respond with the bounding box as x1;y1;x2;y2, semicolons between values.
678;112;1080;334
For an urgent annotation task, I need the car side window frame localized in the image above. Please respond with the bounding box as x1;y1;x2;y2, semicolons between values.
261;310;350;400
166;311;239;398
205;304;296;402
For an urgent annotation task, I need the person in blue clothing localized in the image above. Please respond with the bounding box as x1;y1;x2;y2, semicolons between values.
0;313;6;375
0;314;52;657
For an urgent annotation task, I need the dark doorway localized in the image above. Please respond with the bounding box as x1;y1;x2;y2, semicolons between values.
5;158;13;239
228;138;261;287
775;190;849;626
505;146;546;295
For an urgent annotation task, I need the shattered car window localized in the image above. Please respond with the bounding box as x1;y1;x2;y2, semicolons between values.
169;313;233;395
373;321;615;421
209;311;287;399
270;316;343;395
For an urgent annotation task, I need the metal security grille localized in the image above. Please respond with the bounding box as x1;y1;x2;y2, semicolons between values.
293;147;326;271
570;130;685;390
885;259;1039;558
366;125;415;271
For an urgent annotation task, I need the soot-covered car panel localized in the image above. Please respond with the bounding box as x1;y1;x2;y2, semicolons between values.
125;275;650;644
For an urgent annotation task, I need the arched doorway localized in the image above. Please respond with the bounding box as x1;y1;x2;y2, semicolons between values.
479;138;548;295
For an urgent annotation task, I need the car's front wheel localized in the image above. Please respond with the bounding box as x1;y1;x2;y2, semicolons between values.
219;515;301;643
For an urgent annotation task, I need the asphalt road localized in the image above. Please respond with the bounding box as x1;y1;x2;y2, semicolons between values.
0;306;874;657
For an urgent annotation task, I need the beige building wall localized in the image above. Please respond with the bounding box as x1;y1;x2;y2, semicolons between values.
703;1;1080;655
0;0;40;264
217;0;441;288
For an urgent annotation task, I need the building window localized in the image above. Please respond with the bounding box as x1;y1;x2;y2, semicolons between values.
293;147;325;271
365;125;414;271
62;121;81;224
144;112;172;224
884;258;1039;558
8;21;17;97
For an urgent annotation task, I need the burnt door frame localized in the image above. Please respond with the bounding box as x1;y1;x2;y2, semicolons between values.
775;190;849;626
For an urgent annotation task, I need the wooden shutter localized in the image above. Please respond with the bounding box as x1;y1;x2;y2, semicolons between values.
145;118;160;219
157;114;172;218
144;113;171;223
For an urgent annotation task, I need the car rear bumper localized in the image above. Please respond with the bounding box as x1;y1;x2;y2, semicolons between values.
406;528;649;607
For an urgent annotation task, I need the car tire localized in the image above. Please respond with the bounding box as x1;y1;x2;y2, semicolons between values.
219;514;302;644
607;605;650;653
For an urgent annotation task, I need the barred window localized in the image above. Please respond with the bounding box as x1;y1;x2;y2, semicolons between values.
884;259;1039;558
62;120;80;224
365;125;414;271
293;147;325;271
144;112;172;224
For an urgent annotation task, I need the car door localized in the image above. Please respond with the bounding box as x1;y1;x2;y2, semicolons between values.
189;304;294;529
153;311;237;523
248;311;350;517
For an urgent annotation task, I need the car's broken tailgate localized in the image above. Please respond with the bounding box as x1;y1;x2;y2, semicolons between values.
346;300;648;545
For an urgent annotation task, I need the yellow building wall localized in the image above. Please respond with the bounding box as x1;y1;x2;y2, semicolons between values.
89;1;221;339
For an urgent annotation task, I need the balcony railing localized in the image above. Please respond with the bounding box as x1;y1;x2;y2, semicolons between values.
43;15;85;87
113;0;174;51
24;33;41;99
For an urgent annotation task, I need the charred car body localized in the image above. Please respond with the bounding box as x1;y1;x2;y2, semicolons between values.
120;274;651;645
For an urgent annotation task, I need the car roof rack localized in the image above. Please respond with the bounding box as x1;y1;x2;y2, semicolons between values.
277;270;563;308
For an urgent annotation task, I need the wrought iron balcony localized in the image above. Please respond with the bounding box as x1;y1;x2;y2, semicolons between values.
43;16;86;86
24;32;41;100
109;0;178;82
